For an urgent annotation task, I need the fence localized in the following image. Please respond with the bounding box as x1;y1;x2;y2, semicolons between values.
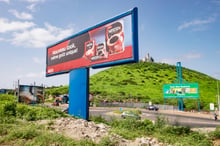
98;102;178;110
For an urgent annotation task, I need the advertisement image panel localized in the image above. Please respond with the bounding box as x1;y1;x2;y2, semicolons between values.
46;8;138;76
163;83;199;98
18;85;44;104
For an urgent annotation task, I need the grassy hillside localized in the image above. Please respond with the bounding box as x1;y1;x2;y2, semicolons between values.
90;62;219;110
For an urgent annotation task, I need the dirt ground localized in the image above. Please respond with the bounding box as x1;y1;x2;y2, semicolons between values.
37;116;220;146
37;117;164;146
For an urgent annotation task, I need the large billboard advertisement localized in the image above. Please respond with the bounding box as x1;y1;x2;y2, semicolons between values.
18;85;44;104
163;83;199;98
46;8;138;76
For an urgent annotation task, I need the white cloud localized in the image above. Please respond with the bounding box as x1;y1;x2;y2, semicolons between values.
11;23;74;48
213;72;220;79
0;0;10;4
160;52;201;65
183;53;201;59
20;0;45;3
17;71;44;79
33;57;44;64
9;9;33;20
178;17;215;31
0;37;7;41
160;58;178;65
26;72;44;78
0;18;35;33
27;3;36;11
212;0;220;5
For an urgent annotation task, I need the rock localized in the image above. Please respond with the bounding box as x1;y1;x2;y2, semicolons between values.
97;123;106;129
49;117;165;146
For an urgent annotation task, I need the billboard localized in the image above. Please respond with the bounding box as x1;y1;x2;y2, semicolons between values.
46;8;138;76
0;89;7;94
163;83;199;98
18;85;44;104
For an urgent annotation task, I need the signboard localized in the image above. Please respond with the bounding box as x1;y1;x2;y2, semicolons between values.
18;85;44;104
210;103;215;111
0;89;7;94
163;83;199;98
46;8;138;76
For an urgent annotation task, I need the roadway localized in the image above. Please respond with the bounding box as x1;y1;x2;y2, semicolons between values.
89;107;220;128
45;103;220;128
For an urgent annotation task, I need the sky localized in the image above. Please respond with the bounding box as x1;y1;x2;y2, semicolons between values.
0;0;220;89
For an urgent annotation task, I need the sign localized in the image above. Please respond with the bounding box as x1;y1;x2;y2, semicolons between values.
210;103;215;111
163;83;199;98
46;8;138;76
18;85;44;104
0;89;7;94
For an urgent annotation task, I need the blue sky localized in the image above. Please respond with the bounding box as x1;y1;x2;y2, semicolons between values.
0;0;220;89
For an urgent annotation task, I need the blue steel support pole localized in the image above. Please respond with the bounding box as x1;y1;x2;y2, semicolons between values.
179;62;184;111
176;62;179;110
69;68;89;120
177;62;184;111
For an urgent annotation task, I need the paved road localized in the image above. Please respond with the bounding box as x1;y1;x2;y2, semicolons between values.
89;107;220;128
45;104;220;128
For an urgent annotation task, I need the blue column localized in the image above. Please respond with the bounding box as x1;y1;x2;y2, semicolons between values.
69;68;89;120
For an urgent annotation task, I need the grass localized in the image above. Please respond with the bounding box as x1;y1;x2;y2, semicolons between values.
0;121;95;146
113;109;142;115
0;94;218;145
90;115;213;145
45;62;219;110
90;62;219;110
0;94;97;146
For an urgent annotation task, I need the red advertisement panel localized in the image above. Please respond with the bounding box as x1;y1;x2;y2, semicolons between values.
47;14;134;76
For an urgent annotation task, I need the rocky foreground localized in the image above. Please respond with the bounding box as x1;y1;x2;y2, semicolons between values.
40;117;166;146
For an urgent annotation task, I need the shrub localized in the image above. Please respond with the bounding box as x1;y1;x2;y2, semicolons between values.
110;118;154;139
10;125;40;140
209;128;220;139
3;102;17;117
99;136;118;146
89;115;108;125
0;94;14;102
187;131;212;146
16;104;29;119
25;109;37;121
0;124;11;136
163;126;191;136
154;116;168;129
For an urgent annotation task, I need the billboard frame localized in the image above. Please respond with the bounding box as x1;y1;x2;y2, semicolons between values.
18;84;44;104
46;7;138;77
163;83;199;99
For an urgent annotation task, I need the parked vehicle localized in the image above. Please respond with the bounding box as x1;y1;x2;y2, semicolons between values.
55;95;69;104
52;99;60;106
121;111;141;120
148;105;159;111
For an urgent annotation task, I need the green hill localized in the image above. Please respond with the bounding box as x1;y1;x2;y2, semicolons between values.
90;62;219;110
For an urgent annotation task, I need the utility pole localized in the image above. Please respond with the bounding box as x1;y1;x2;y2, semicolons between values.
33;82;36;106
17;79;20;102
217;80;220;115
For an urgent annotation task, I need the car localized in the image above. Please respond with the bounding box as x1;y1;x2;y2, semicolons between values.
121;111;141;120
55;95;69;104
148;105;159;111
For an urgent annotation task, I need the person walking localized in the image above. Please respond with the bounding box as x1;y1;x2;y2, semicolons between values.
214;108;218;121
